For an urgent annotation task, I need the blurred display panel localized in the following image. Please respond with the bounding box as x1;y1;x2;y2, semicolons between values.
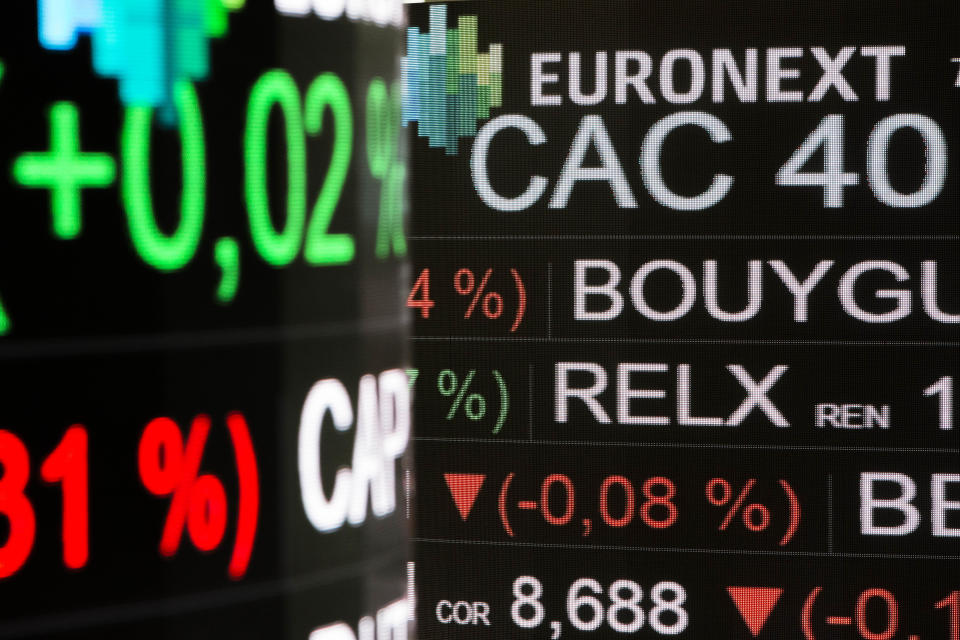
0;1;410;638
405;2;959;639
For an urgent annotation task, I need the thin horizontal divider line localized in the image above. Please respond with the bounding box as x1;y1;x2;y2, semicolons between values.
413;437;960;454
413;538;960;561
410;235;960;241
413;336;960;346
0;317;410;360
0;548;406;638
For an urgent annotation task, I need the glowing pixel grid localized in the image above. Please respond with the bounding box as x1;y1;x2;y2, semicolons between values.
402;4;502;155
37;0;244;121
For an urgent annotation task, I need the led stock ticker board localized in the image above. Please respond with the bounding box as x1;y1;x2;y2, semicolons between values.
405;2;960;640
0;1;410;639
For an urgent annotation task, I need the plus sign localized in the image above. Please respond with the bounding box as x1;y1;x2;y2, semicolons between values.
12;102;115;240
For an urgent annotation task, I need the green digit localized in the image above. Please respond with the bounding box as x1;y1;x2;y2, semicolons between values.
304;72;354;266
121;82;205;272
244;70;306;267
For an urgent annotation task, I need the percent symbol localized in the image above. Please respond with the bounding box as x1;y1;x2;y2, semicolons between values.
707;477;801;546
367;77;406;260
706;478;770;532
455;268;503;319
138;413;259;579
438;369;486;421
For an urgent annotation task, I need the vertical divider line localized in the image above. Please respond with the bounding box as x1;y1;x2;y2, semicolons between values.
528;363;534;440
828;474;834;554
405;468;413;519
547;262;552;338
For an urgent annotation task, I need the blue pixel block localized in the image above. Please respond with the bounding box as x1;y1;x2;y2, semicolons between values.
39;0;102;50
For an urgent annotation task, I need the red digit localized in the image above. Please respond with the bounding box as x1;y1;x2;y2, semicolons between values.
0;430;36;579
540;473;574;526
41;426;89;570
600;475;635;527
937;591;959;640
407;268;435;318
640;476;677;529
855;588;897;640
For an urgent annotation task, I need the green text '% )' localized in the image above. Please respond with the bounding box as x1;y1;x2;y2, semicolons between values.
438;369;486;421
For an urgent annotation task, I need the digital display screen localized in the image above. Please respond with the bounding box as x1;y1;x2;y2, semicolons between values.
405;2;960;639
0;2;410;638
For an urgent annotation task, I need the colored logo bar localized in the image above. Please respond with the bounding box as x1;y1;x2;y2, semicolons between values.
37;0;244;121
402;4;502;155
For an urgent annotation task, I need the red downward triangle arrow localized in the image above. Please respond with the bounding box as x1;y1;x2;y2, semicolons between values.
727;587;783;637
444;473;486;520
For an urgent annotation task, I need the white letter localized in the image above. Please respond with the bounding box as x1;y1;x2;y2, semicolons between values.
569;52;607;106
860;472;920;535
922;261;960;323
641;111;733;211
712;49;757;103
660;49;706;104
377;368;411;516
436;601;453;623
766;48;804;102
299;379;354;533
555;362;611;423
275;0;311;15
367;0;394;26
550;115;637;209
618;363;669;425
574;259;624;320
377;599;409;640
313;0;346;20
615;51;655;104
471;115;548;211
860;46;905;101
630;260;697;321
310;623;357;640
839;260;911;323
359;617;375;640
349;374;387;524
677;364;724;426
769;260;834;322
726;365;790;427
531;53;562;106
703;260;763;321
808;47;858;101
345;0;367;22
932;474;960;537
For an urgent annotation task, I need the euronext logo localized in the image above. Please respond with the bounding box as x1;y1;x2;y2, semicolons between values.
402;4;502;155
37;0;245;122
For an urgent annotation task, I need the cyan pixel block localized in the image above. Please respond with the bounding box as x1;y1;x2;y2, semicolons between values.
38;0;243;121
402;28;421;125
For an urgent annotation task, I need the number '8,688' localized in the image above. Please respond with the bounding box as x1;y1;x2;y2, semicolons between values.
511;576;689;635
